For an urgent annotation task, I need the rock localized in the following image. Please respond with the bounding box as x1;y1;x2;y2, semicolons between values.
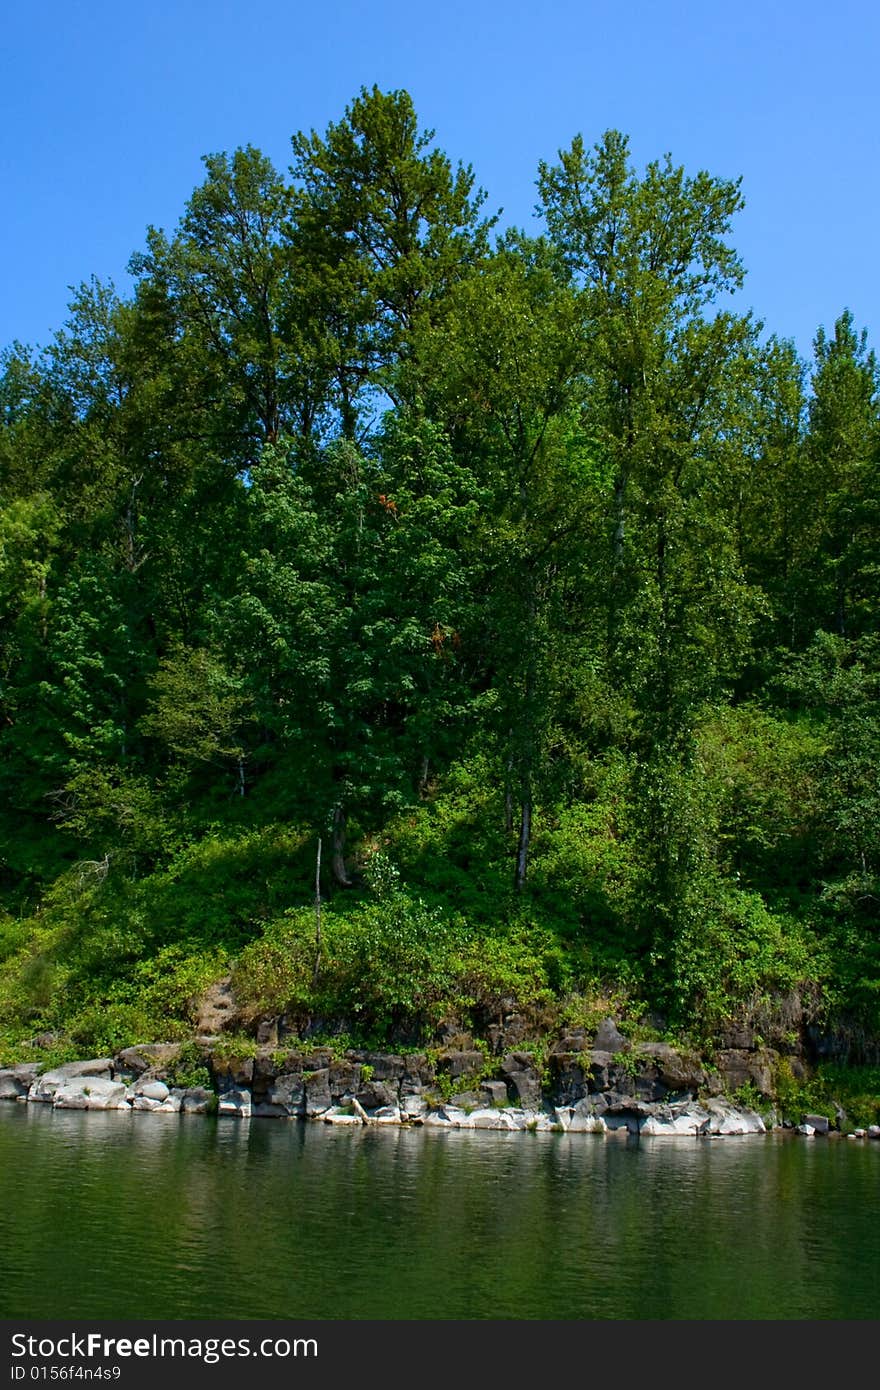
155;1094;182;1113
427;1105;471;1127
437;1050;485;1081
29;1060;113;1103
211;1055;254;1091
400;1094;426;1118
0;1066;39;1101
265;1074;305;1116
572;1096;606;1119
112;1044;182;1080
714;1049;751;1092
568;1111;607;1133
403;1054;435;1087
137;1080;170;1103
323;1108;361;1125
363;1054;406;1082
548;1054;588;1104
501;1014;527;1047
640;1106;708;1137
218;1088;252;1118
554;1107;571;1130
593;1019;629;1052
254;1017;279;1047
304;1068;331;1116
449;1090;481;1110
373;1106;402;1125
131;1096;162;1112
523;1112;555;1132
470;1108;517;1130
803;1113;830;1134
586;1050;613;1092
854;1128;866;1138
867;1125;880;1140
480;1080;509;1108
635;1043;705;1094
357;1080;398;1110
180;1087;213;1114
505;1070;543;1110
718;1025;755;1051
329;1060;362;1098
703;1099;765;1135
194;976;238;1036
797;1123;816;1136
53;1078;128;1111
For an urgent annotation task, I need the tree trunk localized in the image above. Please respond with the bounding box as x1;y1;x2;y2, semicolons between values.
331;804;352;887
514;791;531;892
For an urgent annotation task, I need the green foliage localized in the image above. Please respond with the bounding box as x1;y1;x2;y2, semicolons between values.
163;1042;212;1092
1;88;879;1073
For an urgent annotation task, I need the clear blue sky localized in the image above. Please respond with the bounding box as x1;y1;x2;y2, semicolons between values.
3;0;878;362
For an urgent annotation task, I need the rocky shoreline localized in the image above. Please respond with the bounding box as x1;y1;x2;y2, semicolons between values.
3;1018;878;1141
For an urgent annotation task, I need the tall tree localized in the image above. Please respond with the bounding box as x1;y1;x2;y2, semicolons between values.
289;85;495;434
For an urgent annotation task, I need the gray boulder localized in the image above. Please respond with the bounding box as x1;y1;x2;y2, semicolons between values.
112;1044;182;1080
304;1068;331;1116
265;1074;305;1116
218;1087;252;1118
137;1080;170;1103
180;1087;213;1114
505;1069;543;1110
0;1064;40;1100
357;1080;398;1110
803;1113;830;1134
593;1019;629;1052
480;1080;509;1108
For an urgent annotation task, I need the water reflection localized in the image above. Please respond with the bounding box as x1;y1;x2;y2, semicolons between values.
1;1106;878;1319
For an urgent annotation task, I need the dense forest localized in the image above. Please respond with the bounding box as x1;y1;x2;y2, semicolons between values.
1;87;878;1071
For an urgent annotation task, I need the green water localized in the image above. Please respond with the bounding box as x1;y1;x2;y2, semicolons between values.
1;1104;878;1319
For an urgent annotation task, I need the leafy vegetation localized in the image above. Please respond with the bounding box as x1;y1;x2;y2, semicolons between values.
1;88;878;1071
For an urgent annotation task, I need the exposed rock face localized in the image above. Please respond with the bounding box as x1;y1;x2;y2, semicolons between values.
194;977;238;1037
112;1044;182;1080
437;1050;485;1082
0;1026;804;1140
218;1088;252;1118
304;1069;332;1116
180;1087;213;1114
0;1064;40;1100
593;1019;629;1053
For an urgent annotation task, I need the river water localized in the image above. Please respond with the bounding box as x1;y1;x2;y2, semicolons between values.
1;1104;877;1320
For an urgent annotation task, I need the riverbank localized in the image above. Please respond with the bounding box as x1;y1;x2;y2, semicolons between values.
3;1023;878;1139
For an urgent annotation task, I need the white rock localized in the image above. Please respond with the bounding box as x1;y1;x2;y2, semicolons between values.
53;1078;128;1110
568;1113;607;1133
470;1108;509;1130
